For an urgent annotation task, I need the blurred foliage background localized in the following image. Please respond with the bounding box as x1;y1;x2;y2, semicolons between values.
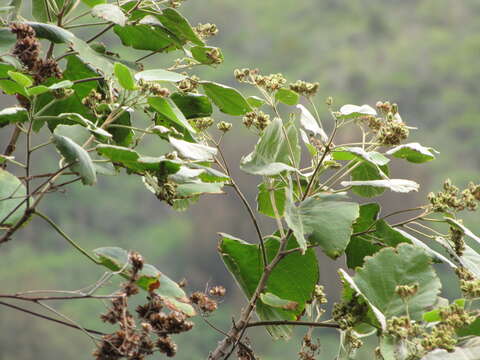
0;0;479;359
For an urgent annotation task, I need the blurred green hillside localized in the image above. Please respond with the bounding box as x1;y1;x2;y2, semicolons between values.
0;1;479;359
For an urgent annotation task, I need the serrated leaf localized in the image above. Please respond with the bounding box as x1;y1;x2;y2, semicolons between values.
148;96;195;133
219;234;319;339
257;182;286;218
7;71;32;88
285;193;359;256
0;169;26;227
386;142;438;163
114;62;136;90
27;22;113;75
247;96;265;108
260;292;298;311
240;118;299;176
168;137;217;161
92;4;126;26
333;147;390;166
353;243;442;320
157;8;204;46
296;104;328;142
93;246;195;316
275;88;299;106
0;107;28;128
339;104;377;118
190;46;223;65
342;179;419;193
170;92;212;119
135;69;186;83
96;145;182;173
201;81;252;116
114;24;179;52
53;132;97;186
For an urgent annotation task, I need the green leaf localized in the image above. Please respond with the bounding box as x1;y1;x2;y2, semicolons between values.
168;137;217;161
457;316;480;337
148;97;195;133
260;292;298;311
170;92;212;119
339;104;377;119
0;107;28;128
353;243;441;321
346;203;382;269
92;4;126;26
444;218;480;246
333;147;390;166
257;182;286;218
421;338;480;360
27;22;113;75
386;142;438;163
190;46;224;65
0;79;28;97
54;124;90;145
0;27;16;54
57;113;112;139
176;182;224;197
93;246;195;316
247;96;265;108
53;132;97;186
114;24;178;52
201;81;252;116
64;55;99;98
285;193;359;256
275;88;299;106
157;8;204;46
423;299;465;323
342;178;420;193
114;62;136;90
81;0;105;6
7;71;33;88
219;234;319;339
135;69;186;83
96;145;181;173
0;169;26;226
296;104;328;142
347;162;389;198
240;117;299;176
106;110;134;146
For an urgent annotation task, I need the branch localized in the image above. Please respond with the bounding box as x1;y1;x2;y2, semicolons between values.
245;320;340;329
0;300;105;336
33;211;100;264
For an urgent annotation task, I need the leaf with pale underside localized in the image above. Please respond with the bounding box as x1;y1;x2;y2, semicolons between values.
341;179;419;193
386;142;438;163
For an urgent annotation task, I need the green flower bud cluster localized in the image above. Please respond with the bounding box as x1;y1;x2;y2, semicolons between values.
314;284;328;305
344;330;363;350
395;283;419;299
427;179;479;213
167;0;186;8
421;303;475;353
205;47;223;64
455;267;480;298
138;79;171;97
217;121;232;132
189;117;214;131
332;296;368;330
234;68;286;92
376;112;409;146
194;23;219;39
449;226;465;256
289;80;319;97
253;72;286;92
386;316;422;340
177;75;199;93
242;111;271;131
